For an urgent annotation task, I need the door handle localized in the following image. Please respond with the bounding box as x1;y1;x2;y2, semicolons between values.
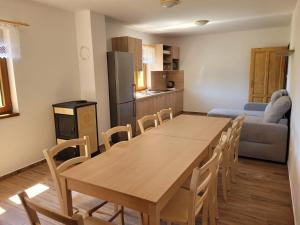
133;100;136;117
132;84;136;100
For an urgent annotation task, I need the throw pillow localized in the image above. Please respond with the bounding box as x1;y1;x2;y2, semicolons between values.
264;96;291;123
270;90;283;103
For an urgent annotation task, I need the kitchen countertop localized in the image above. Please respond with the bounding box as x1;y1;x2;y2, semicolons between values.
135;89;183;101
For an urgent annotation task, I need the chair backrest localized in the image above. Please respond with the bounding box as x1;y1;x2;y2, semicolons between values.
231;115;246;160
18;191;85;225
157;108;173;124
233;115;245;138
219;128;233;169
188;150;221;220
138;114;158;134
101;124;132;151
43;136;91;210
216;128;231;164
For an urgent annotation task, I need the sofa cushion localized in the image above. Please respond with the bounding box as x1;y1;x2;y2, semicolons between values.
265;89;288;115
270;90;284;103
208;108;264;119
263;96;291;123
264;102;272;114
245;115;264;123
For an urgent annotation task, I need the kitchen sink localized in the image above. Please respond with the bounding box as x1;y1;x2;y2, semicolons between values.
135;90;172;98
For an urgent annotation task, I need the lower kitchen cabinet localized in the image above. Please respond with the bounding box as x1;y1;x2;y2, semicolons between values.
136;90;183;132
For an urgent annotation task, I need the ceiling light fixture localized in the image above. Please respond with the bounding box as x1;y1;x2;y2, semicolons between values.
157;22;197;31
194;20;210;26
160;0;180;8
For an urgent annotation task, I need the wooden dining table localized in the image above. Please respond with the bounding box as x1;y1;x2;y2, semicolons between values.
60;115;231;225
147;114;231;144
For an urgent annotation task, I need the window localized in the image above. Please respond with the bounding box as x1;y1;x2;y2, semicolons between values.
0;58;12;114
134;45;155;91
135;64;148;91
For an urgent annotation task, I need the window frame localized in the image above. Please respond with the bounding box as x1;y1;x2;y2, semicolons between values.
0;58;12;114
134;63;148;91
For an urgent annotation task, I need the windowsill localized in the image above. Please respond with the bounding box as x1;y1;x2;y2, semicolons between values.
0;112;20;120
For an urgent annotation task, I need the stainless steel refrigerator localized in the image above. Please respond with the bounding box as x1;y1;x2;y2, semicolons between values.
107;51;136;141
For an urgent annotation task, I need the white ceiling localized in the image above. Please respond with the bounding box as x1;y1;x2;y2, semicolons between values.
31;0;297;36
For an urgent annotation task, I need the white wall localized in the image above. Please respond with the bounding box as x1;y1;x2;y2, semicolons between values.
75;10;111;141
169;27;290;113
0;0;80;176
90;12;111;139
105;17;166;50
75;10;97;100
287;1;300;224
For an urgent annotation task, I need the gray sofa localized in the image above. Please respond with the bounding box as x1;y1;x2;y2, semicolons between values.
208;90;291;163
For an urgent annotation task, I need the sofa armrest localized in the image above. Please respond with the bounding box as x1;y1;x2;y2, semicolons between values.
244;102;268;111
241;121;288;146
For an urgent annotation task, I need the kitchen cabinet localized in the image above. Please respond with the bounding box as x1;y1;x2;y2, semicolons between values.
136;90;184;132
153;44;180;71
112;36;142;71
172;46;180;60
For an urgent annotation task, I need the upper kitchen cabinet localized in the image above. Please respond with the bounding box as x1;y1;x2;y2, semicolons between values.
172;46;180;60
153;44;180;71
112;36;142;71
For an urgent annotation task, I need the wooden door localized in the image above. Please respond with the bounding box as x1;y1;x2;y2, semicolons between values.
249;47;287;103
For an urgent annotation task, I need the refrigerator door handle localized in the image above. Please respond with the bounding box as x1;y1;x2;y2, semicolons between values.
133;100;136;117
132;83;136;100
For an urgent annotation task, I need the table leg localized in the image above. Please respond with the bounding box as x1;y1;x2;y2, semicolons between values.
140;213;149;225
149;205;160;225
60;177;73;216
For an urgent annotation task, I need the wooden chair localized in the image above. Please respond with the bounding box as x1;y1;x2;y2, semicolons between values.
208;131;229;224
230;115;246;183
18;191;113;225
43;136;124;225
219;128;233;202
160;151;220;225
137;114;158;134
101;124;132;150
157;108;173;124
101;125;144;225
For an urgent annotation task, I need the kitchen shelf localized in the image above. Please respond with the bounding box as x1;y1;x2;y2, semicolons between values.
153;44;180;71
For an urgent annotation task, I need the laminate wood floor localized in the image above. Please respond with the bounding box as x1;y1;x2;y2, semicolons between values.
0;158;294;225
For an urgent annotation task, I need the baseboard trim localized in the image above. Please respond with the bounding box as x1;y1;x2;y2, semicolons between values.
0;144;106;180
183;111;208;116
0;159;46;180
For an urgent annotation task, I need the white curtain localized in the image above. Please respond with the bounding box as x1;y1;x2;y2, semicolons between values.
142;45;155;65
0;24;21;59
